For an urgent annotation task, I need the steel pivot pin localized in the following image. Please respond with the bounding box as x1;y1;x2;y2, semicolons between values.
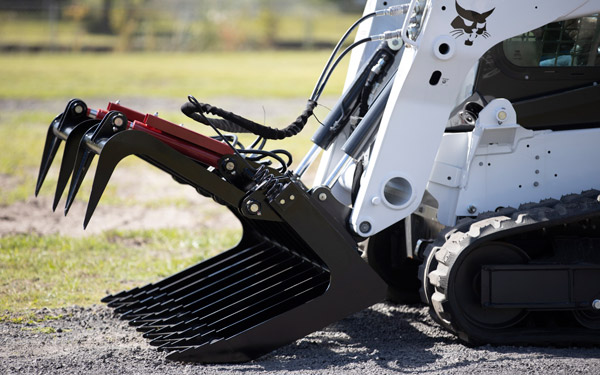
225;159;236;172
246;200;261;215
496;108;508;124
359;221;372;234
113;117;125;127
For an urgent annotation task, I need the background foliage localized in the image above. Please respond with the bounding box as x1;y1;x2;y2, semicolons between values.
0;0;362;52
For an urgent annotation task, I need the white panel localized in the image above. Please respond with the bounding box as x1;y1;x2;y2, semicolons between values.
456;127;600;216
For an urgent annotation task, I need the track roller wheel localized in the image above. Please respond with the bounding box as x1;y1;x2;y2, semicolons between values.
430;242;530;342
574;308;600;330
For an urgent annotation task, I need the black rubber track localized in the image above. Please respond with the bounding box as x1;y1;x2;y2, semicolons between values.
426;190;600;346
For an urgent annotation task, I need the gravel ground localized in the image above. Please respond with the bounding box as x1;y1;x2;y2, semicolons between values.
3;98;600;374
2;303;600;375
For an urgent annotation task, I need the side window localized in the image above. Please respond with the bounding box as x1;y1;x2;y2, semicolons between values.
503;15;600;67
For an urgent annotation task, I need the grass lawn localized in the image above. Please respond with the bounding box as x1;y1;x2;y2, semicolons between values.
0;51;347;99
0;228;240;312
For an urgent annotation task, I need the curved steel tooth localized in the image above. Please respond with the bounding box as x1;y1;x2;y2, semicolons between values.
64;144;95;217
35;116;63;197
53;119;100;211
37;99;89;197
83;152;118;229
77;111;129;228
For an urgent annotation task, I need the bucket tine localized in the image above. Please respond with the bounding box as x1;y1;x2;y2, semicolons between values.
102;242;266;305
64;111;129;219
36;115;63;196
64;142;96;216
120;247;287;317
127;257;308;328
36;99;90;196
83;142;127;228
53;119;100;211
101;287;142;304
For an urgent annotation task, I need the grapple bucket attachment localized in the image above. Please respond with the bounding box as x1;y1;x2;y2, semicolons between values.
37;100;386;363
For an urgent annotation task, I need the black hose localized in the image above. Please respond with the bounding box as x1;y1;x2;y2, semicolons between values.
182;96;317;140
314;37;373;100
310;12;377;100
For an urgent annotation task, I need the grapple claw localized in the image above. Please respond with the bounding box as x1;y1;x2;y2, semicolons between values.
36;99;89;197
64;111;128;221
53;119;100;211
64;135;96;216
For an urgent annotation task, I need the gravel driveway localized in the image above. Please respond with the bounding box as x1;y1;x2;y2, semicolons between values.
2;303;600;375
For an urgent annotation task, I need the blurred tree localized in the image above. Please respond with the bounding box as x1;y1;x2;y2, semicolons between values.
322;0;364;13
258;0;278;47
114;0;150;50
98;0;113;34
83;0;114;34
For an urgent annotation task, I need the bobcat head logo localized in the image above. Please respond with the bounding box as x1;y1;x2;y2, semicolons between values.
450;1;495;46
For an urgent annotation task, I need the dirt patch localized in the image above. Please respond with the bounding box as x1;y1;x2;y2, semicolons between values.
0;168;238;238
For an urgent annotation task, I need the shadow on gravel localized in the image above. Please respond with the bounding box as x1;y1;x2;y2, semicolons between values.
232;303;457;373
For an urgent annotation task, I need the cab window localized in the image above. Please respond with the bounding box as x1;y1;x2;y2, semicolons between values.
503;15;600;67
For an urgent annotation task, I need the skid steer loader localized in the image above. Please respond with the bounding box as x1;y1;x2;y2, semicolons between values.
35;0;600;363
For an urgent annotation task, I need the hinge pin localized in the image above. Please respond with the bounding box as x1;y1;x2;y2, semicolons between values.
246;200;261;215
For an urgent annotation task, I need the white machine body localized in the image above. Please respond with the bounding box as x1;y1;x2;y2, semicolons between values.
315;0;600;236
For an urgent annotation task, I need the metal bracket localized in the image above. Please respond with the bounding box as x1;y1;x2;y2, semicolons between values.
482;264;600;309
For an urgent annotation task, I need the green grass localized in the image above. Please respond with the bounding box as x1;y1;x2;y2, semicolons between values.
0;112;55;175
0;51;347;100
0;112;55;204
0;228;241;312
0;312;65;324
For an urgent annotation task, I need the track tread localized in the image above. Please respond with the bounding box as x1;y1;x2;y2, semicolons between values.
427;190;600;346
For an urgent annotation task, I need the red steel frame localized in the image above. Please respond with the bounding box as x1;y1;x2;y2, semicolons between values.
88;102;233;168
